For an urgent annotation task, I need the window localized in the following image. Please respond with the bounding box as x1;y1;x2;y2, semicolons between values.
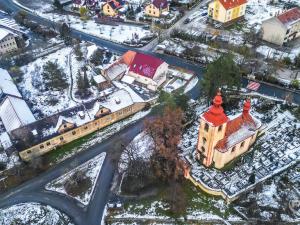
204;123;209;132
241;141;245;148
84;126;88;130
64;124;67;128
95;122;98;126
201;146;205;152
231;146;236;152
40;144;44;149
46;142;51;146
72;131;76;135
203;137;207;145
60;136;64;141
27;150;32;154
218;125;223;132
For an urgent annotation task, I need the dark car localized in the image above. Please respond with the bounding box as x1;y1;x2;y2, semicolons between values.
183;18;190;24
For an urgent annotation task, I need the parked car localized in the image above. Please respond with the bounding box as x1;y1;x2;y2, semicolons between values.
183;18;190;24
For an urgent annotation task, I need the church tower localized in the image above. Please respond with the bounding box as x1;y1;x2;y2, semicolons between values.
196;90;228;167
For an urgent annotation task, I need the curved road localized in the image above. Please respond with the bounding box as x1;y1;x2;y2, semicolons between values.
0;1;299;224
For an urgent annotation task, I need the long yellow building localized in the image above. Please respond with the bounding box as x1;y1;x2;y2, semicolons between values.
10;88;147;161
208;0;247;24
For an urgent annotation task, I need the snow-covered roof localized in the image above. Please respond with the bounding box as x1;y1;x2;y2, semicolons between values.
121;75;135;84
104;63;128;81
0;28;13;41
54;116;75;131
113;81;144;103
0;132;12;150
93;75;107;84
0;96;36;132
0;68;22;98
100;88;141;112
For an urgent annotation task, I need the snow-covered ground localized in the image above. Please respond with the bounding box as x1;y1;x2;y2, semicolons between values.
18;44;118;117
14;0;154;45
0;202;74;225
19;46;75;117
245;0;300;31
46;152;106;205
256;45;300;61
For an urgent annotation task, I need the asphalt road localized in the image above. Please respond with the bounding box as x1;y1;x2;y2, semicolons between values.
0;1;299;225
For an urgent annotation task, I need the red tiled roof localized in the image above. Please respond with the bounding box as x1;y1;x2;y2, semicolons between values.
202;91;228;126
218;0;247;10
277;7;300;26
129;52;164;79
215;99;259;152
152;0;168;9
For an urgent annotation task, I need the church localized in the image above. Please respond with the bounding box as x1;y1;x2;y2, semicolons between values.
196;90;261;169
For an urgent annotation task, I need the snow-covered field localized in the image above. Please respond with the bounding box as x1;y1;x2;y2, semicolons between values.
0;202;74;225
46;152;106;205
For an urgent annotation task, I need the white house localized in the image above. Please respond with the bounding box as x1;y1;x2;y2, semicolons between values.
0;28;18;54
261;7;300;46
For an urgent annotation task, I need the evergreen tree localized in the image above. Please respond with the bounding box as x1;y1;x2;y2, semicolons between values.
83;70;90;89
249;173;255;184
77;70;85;92
74;44;83;61
42;61;68;91
60;23;71;45
53;0;63;10
201;53;241;102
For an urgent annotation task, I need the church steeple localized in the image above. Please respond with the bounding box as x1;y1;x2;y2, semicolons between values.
202;89;228;126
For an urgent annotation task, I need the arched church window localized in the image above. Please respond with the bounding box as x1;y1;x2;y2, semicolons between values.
203;137;207;144
218;125;223;132
201;146;205;152
231;146;236;152
204;123;209;132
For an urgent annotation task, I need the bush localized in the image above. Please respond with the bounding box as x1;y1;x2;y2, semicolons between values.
291;79;299;89
283;56;292;66
64;170;92;197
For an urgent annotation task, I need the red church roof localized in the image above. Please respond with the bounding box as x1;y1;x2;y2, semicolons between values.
202;90;228;126
128;52;164;79
152;0;168;9
218;0;247;10
277;7;300;26
215;99;261;152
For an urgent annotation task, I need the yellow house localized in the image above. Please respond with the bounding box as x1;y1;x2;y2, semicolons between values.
196;91;261;169
208;0;247;24
102;0;125;17
145;0;169;18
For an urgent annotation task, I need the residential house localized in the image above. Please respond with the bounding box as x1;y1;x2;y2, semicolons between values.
0;28;18;54
124;51;168;91
261;7;300;46
208;0;247;24
196;91;261;169
145;0;169;17
102;0;126;17
101;50;168;91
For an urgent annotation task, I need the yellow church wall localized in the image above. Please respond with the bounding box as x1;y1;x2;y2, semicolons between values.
212;130;259;169
197;118;227;167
